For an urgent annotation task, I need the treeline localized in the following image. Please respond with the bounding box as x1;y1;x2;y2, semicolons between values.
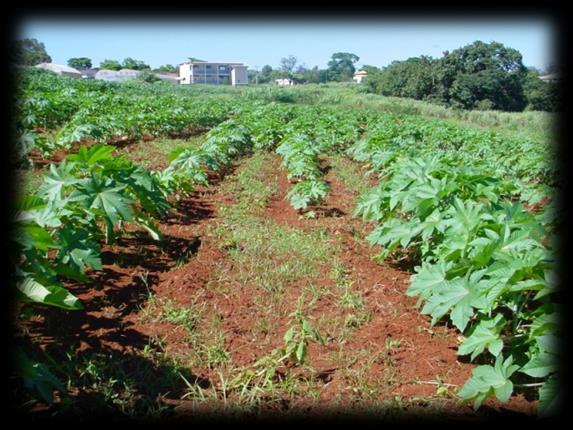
362;41;560;112
11;38;177;74
12;37;560;111
249;52;360;84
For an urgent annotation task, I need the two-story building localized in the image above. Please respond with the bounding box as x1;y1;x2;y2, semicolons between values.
178;61;248;86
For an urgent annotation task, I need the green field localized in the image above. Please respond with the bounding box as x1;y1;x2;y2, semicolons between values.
11;68;560;419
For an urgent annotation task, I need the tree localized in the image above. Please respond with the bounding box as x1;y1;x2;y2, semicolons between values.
258;65;273;83
522;68;559;111
436;41;527;111
269;69;289;81
291;65;322;84
248;69;259;84
303;66;323;84
359;65;382;75
327;52;359;82
366;56;437;99
12;38;51;65
359;65;382;92
67;57;92;70
99;59;122;70
121;57;150;71
155;64;177;73
279;55;298;77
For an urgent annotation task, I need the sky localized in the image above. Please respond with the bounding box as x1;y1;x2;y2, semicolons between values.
18;18;556;72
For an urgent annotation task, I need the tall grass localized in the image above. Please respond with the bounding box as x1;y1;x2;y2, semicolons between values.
239;83;555;142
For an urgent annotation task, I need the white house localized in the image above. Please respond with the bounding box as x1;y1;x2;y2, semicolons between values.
353;70;368;83
275;78;294;86
178;61;248;86
35;63;82;78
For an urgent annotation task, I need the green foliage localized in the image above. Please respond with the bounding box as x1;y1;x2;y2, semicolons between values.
293;65;323;84
522;69;560;112
12;38;52;65
121;57;150;70
253;297;325;385
350;111;559;413
280;318;324;366
99;59;122;70
327;52;360;82
137;70;162;83
258;65;274;84
12;68;558;414
13;68;235;164
14;348;66;404
359;65;382;75
439;40;527;111
286;179;330;210
67;57;92;70
366;40;540;112
367;56;437;100
279;55;298;76
155;64;177;73
458;355;520;409
12;113;256;403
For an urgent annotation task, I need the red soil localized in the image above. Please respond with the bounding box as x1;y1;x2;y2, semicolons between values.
17;153;538;420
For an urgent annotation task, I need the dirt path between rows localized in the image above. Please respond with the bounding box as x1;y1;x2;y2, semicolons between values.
259;157;537;416
18;152;538;420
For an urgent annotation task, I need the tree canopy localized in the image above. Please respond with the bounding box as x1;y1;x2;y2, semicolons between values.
99;59;122;70
363;41;555;111
437;41;527;111
99;58;150;71
367;56;437;100
121;57;150;71
67;57;92;70
522;69;560;112
12;38;51;65
327;52;359;82
155;64;177;73
279;55;298;76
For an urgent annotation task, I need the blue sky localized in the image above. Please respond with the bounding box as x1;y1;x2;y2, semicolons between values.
19;18;556;71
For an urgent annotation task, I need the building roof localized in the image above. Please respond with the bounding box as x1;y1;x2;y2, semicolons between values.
95;68;141;81
35;62;82;76
179;61;246;66
354;70;368;75
81;68;100;78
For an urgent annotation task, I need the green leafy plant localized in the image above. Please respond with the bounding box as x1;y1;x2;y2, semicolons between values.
286;179;330;210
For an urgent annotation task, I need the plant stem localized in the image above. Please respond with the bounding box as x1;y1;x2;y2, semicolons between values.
514;382;545;388
418;381;458;387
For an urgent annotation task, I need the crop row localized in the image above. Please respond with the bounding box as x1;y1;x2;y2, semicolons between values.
11;118;252;402
12;70;559;414
225;103;560;414
348;129;559;415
